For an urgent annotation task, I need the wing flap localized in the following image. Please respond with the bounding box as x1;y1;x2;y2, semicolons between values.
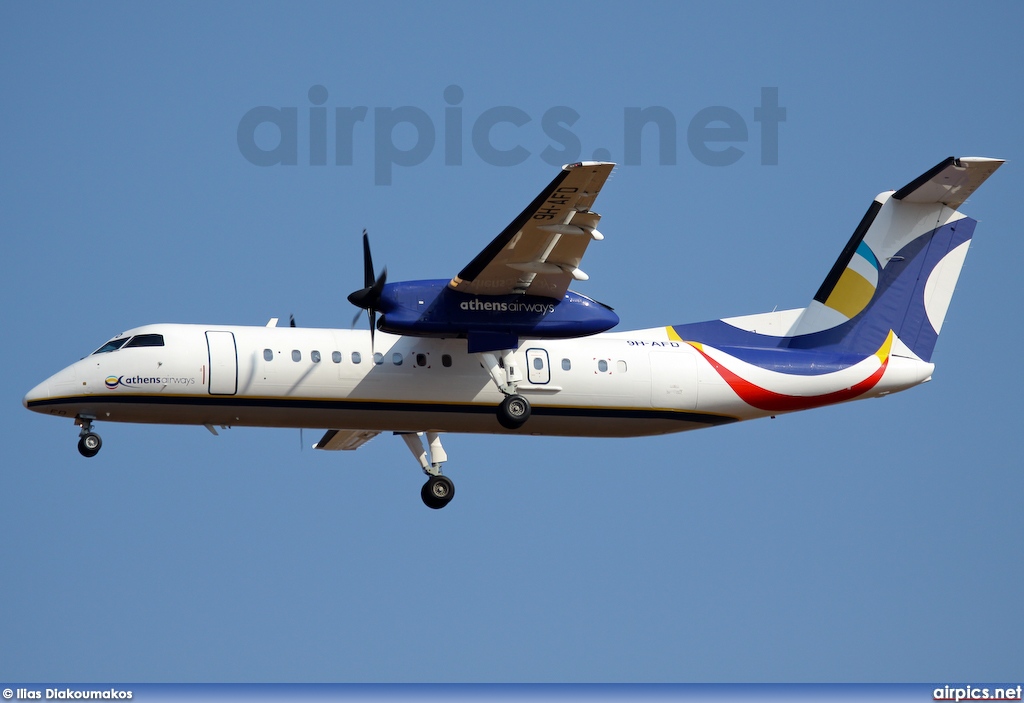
313;429;381;451
449;162;614;299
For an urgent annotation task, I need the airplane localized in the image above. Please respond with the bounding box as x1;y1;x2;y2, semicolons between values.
24;156;1004;509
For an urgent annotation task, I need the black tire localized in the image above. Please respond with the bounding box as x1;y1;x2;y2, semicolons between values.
497;394;531;429
78;432;102;458
421;475;455;509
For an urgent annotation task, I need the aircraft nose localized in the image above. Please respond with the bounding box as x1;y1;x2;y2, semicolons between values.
23;380;50;409
24;363;78;411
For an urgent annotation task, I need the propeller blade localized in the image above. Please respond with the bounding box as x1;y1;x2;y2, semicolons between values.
370;266;387;299
347;230;387;310
362;229;374;288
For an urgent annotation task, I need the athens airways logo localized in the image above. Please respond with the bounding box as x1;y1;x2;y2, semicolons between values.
460;298;555;314
105;375;196;389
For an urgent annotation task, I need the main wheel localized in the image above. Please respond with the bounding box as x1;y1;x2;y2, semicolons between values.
497;394;531;429
421;475;455;510
78;432;102;458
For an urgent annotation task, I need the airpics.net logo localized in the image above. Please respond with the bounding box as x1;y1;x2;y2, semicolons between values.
236;85;786;185
105;375;196;389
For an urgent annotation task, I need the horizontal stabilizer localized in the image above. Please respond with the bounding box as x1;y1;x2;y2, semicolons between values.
313;429;380;451
893;156;1004;209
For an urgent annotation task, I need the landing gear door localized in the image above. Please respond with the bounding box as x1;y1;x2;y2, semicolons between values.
525;348;550;385
206;331;238;396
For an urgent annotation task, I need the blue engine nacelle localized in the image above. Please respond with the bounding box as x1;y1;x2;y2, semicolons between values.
376;280;619;352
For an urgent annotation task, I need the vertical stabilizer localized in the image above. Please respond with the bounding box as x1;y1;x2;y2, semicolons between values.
787;157;1003;361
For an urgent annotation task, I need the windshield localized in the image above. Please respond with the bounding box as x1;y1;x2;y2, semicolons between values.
124;334;164;348
92;337;130;355
91;333;166;355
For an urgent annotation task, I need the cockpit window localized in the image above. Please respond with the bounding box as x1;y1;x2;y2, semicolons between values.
124;334;165;348
92;338;130;354
92;333;165;355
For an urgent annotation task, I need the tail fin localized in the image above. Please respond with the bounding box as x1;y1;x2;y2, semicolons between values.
787;156;1004;361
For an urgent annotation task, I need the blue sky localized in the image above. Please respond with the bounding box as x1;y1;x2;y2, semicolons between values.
2;1;1021;683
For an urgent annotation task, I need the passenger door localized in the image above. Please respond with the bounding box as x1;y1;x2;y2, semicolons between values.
206;331;238;395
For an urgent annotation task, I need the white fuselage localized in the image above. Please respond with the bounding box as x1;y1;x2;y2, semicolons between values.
24;322;935;438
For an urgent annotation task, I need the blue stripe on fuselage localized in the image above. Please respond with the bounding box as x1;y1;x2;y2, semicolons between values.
669;218;975;371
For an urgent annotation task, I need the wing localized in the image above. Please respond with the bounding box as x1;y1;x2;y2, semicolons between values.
448;161;614;299
313;429;380;451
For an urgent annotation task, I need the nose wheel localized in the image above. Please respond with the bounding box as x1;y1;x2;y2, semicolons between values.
78;432;102;457
75;416;102;457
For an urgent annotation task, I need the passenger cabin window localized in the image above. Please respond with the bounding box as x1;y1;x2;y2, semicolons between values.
124;334;165;348
393;353;403;366
332;351;342;363
351;352;362;364
597;359;609;373
311;350;321;363
416;353;427;367
442;354;452;368
562;358;571;371
373;352;384;365
263;349;273;361
292;350;301;362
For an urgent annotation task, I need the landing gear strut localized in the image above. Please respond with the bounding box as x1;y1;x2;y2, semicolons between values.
400;432;455;509
76;416;102;458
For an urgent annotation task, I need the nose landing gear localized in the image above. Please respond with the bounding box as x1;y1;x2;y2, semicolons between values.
75;416;102;458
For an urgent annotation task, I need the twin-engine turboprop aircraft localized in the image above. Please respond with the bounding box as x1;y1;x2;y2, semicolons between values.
24;157;1003;508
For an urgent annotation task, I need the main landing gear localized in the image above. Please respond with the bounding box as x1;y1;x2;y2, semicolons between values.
400;431;456;509
479;350;532;430
498;394;531;429
75;416;102;458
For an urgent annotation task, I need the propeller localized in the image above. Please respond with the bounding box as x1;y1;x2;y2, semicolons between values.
347;229;387;349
